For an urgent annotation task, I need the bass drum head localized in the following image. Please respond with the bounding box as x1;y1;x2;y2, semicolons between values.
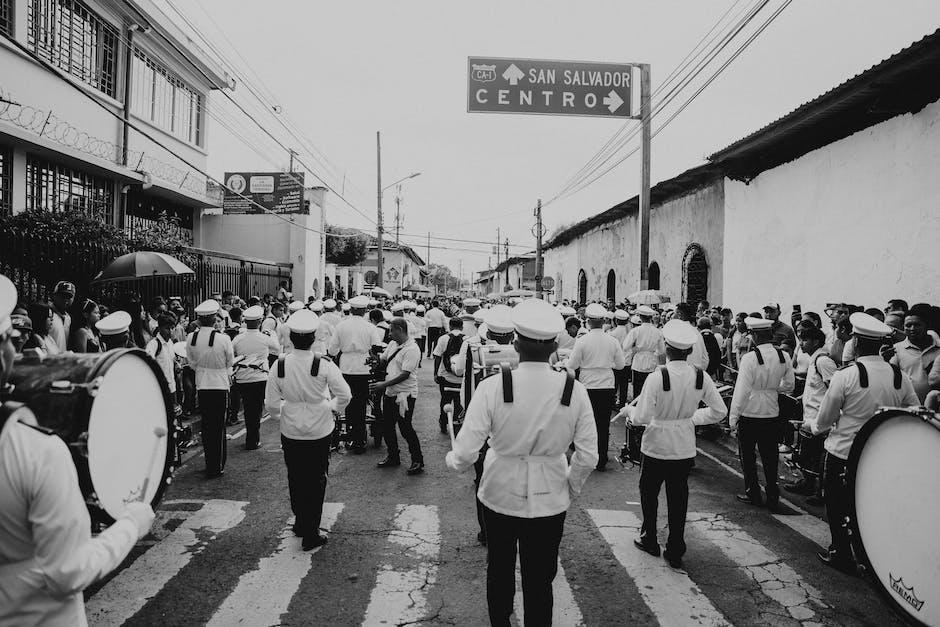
87;350;172;521
848;410;940;625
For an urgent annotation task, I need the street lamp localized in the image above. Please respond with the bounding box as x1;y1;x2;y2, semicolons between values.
378;171;421;296
382;171;421;193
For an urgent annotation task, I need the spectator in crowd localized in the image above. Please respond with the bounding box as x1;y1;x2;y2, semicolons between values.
276;281;290;303
885;299;908;316
883;303;940;402
762;303;796;355
728;312;749;370
10;307;31;353
48;281;75;353
23;303;58;355
146;313;178;402
69;299;101;353
147;297;167;334
825;304;851;362
801;311;823;329
697;317;722;378
117;295;151;349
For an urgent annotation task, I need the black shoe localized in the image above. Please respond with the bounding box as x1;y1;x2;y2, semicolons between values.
783;479;815;496
736;493;763;506
663;552;683;569
439;424;448;434
243;442;260;451
406;462;425;475
816;550;857;576
377;456;401;468
351;444;367;455
477;531;487;546
302;534;328;551
204;469;224;479
226;417;242;426
805;494;825;506
595;461;608;472
633;538;661;557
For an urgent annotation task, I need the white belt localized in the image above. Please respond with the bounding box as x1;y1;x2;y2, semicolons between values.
647;419;692;428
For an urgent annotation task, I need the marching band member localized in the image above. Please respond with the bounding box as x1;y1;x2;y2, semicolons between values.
187;299;235;479
808;313;917;573
0;274;155;626
266;310;351;550
433;317;465;434
617;320;727;569
425;300;447;358
610;309;632;407
567;303;626;471
280;301;305;354
446;298;597;626
729;317;795;512
232;306;280;450
329;295;382;454
145;313;178;400
622;305;664;400
96;311;134;351
461;298;482;338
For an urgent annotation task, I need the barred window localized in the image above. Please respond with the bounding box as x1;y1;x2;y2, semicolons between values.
26;155;115;225
0;146;11;215
0;0;14;38
27;0;119;98
131;48;203;146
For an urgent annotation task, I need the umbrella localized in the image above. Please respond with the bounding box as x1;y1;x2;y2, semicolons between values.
365;287;391;297
402;284;430;293
93;251;194;283
504;289;535;298
627;289;663;305
485;292;503;300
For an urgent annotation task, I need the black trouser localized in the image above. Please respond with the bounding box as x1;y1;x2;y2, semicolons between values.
427;327;443;357
281;433;331;537
737;416;780;501
227;383;242;422
474;443;489;538
632;370;651;398
822;452;853;561
416;337;426;362
343;374;371;446
640;455;694;558
587;388;615;467
236;381;266;447
483;506;566;627
439;383;462;431
181;366;197;414
198;389;228;473
382;395;423;464
615;367;631;405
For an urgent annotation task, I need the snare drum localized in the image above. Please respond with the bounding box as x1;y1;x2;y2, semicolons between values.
7;349;175;524
471;344;520;371
846;407;940;626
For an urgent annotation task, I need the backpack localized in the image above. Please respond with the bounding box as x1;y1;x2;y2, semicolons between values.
700;330;722;375
441;332;465;375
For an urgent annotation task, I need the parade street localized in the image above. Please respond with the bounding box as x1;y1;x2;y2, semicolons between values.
84;361;900;627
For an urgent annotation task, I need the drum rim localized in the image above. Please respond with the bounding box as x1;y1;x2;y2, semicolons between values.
90;348;176;524
845;407;936;627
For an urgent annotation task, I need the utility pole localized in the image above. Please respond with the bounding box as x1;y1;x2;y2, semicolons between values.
534;199;544;299
504;238;510;285
495;227;501;292
638;64;651;291
394;185;403;248
376;131;384;288
288;149;297;173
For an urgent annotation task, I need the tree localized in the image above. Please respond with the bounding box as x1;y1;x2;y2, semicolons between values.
0;209;125;245
427;262;459;291
325;224;369;266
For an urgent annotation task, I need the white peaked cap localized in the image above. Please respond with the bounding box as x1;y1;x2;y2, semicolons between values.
195;299;220;316
585;303;608;319
287;309;319;334
484;305;514;334
96;311;132;336
662;319;698;350
512;298;563;341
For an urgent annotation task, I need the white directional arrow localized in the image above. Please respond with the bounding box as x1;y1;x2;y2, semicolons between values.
503;63;524;86
603;90;624;114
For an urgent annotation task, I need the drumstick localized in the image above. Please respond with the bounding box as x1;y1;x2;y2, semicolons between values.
139;426;169;502
444;403;456;447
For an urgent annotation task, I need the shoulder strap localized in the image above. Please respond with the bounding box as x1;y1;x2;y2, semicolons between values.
775;348;785;364
695;367;703;390
153;339;163;357
0;401;24;433
310;355;321;377
752;346;764;365
660;365;671;392
561;371;575;406
277;354;287;378
209;330;218;347
501;363;513;403
890;363;901;390
856;362;868;388
190;329;199;346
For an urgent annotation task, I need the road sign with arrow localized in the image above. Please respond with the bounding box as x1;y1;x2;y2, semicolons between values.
467;57;637;118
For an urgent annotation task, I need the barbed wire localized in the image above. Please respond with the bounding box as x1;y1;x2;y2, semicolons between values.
0;85;208;198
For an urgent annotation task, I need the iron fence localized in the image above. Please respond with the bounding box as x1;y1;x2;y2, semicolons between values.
0;228;291;314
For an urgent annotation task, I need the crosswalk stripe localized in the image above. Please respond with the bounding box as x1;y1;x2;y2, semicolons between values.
587;509;731;626
688;512;828;623
85;499;248;627
512;560;584;626
206;503;344;627
361;504;441;627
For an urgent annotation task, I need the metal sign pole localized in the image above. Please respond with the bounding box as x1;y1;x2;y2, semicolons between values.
638;64;651;292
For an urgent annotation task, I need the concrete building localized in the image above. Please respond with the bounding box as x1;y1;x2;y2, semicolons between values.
476;255;537;296
544;28;940;318
332;238;426;299
0;0;233;242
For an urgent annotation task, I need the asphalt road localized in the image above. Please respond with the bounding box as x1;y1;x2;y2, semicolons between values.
84;358;904;626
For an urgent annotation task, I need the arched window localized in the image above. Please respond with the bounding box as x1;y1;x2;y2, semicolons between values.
606;269;616;303
648;262;660;290
577;269;587;304
682;244;708;308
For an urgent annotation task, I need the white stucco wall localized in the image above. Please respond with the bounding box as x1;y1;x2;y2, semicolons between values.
723;98;940;320
543;178;724;305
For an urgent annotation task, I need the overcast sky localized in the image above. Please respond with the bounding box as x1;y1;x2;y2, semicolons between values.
160;0;940;280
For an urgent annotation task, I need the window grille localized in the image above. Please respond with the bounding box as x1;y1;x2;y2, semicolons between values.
27;0;119;98
25;155;115;225
0;0;13;38
0;146;11;215
131;48;203;146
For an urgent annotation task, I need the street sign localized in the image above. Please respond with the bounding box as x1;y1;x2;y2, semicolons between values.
542;276;555;290
467;57;636;118
223;171;305;214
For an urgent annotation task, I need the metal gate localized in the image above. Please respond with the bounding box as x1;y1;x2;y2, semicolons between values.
682;244;708;309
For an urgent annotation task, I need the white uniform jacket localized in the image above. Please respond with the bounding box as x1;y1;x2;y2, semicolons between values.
628;362;726;460
622;323;665;373
0;411;138;627
567;328;625;389
328;316;383;375
186;327;234;390
729;343;795;427
232;330;280;384
265;349;352;440
446;362;598;518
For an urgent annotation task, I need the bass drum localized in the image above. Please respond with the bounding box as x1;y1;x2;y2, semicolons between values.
846;407;940;626
8;349;175;524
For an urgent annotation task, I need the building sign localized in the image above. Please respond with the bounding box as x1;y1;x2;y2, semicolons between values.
223;171;305;214
467;57;636;118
